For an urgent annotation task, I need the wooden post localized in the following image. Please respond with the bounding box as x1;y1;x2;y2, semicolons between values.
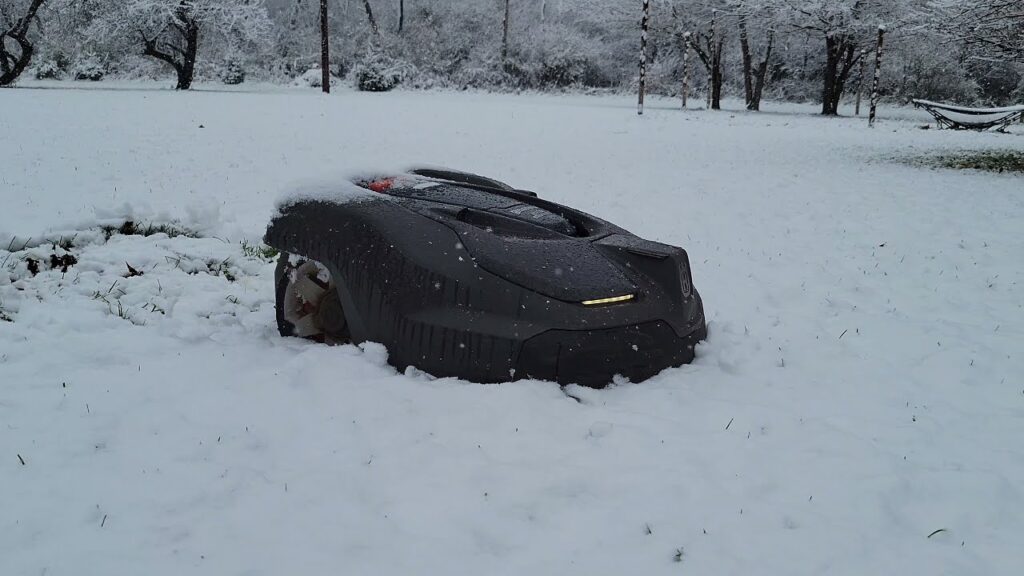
319;0;330;94
855;49;866;115
682;32;691;109
868;26;885;127
638;0;650;115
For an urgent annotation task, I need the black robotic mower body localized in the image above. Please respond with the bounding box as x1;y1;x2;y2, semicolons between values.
265;168;706;387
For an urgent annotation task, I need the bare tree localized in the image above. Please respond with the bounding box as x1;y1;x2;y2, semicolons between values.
90;0;271;90
0;0;47;86
938;0;1024;63
780;0;899;116
139;2;200;90
361;0;379;36
737;11;773;111
686;9;725;110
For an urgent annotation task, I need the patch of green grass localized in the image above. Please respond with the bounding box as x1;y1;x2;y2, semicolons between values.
101;220;199;240
910;150;1024;173
52;234;77;251
205;258;237;282
240;240;279;261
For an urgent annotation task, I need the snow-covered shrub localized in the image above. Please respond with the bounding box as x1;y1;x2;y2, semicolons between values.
969;61;1022;105
639;58;687;98
34;59;64;80
352;51;414;92
892;65;978;105
293;68;336;89
72;56;105;81
885;35;980;104
108;55;167;81
507;23;609;90
451;62;512;91
220;59;246;85
389;1;493;83
1012;74;1024;103
539;52;596;87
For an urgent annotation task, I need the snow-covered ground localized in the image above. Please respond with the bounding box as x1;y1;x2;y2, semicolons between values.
2;83;1023;575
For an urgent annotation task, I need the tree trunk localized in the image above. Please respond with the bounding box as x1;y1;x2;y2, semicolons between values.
397;0;404;34
140;10;200;90
684;21;723;111
855;50;866;115
320;0;330;93
749;31;774;112
0;44;9;79
177;22;199;90
681;32;690;108
707;11;716;109
868;27;885;127
739;15;753;109
0;35;33;86
501;0;511;61
710;35;723;110
637;0;650;115
362;0;380;36
821;35;841;115
821;34;859;116
0;0;48;87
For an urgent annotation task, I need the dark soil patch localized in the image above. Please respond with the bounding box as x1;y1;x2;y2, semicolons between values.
50;253;78;273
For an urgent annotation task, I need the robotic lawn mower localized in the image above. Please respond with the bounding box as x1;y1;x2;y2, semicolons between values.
265;168;705;387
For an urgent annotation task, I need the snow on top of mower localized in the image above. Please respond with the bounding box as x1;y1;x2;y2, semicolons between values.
273;178;383;216
272;167;524;219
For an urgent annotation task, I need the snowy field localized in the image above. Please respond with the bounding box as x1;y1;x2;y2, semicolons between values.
2;83;1023;575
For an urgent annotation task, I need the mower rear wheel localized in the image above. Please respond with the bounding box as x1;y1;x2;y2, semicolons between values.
275;253;350;344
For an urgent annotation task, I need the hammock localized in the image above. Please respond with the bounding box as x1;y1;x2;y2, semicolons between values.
912;99;1024;131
